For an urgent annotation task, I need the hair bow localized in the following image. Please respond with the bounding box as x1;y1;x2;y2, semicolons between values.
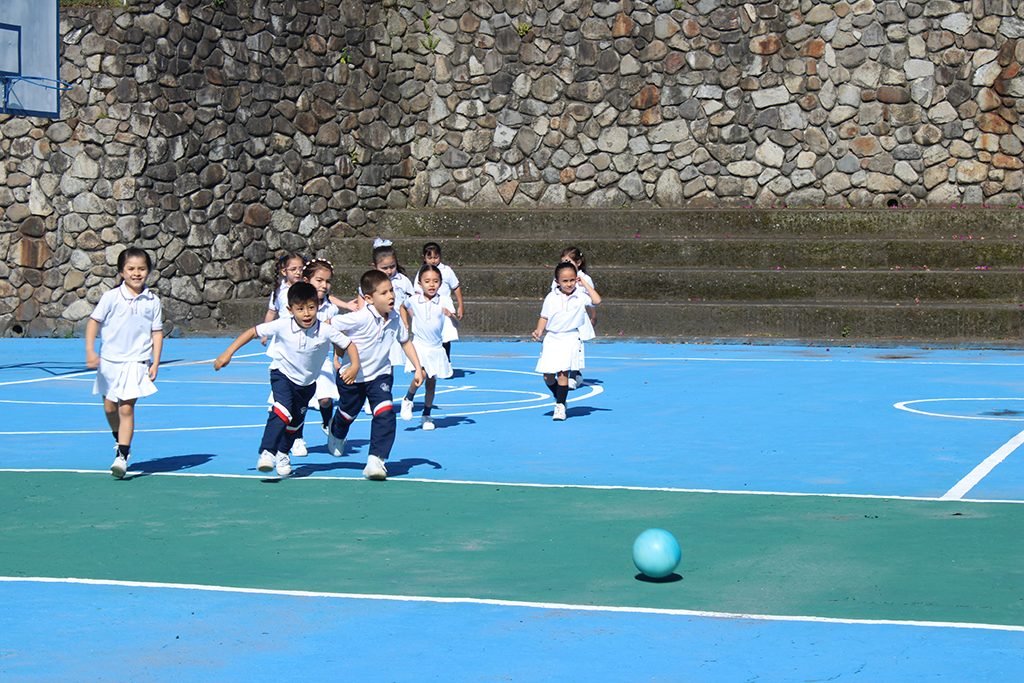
373;238;393;248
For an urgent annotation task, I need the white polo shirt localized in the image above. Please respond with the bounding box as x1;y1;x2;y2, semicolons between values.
268;282;291;314
330;304;409;382
90;284;163;362
254;317;351;386
404;292;454;347
540;287;593;334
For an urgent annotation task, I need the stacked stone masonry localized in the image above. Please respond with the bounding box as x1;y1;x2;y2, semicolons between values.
1;0;1024;335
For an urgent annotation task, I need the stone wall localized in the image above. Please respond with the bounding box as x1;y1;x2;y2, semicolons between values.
1;0;1024;335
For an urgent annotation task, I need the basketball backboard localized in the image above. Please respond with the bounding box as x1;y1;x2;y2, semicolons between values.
0;0;61;118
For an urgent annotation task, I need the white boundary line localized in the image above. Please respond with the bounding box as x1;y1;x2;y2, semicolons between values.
1;576;1020;632
2;468;1021;504
894;397;1024;423
894;398;1024;500
941;429;1024;501
0;352;266;388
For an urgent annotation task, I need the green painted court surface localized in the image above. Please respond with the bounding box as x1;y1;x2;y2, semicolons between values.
5;472;1022;626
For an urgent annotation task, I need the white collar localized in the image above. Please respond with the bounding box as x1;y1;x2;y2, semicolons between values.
118;283;152;300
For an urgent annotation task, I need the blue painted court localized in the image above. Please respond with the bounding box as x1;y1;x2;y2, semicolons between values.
1;338;1022;680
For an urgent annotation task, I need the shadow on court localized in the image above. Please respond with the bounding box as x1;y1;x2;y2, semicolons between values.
289;456;443;478
449;369;476;379
124;453;215;479
563;406;612;419
401;416;476;431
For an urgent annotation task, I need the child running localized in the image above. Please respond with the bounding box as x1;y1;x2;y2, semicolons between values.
85;247;164;479
302;258;351;440
552;246;596;389
531;261;601;421
400;264;456;430
327;269;424;480
354;238;415;415
421;241;464;363
214;282;359;478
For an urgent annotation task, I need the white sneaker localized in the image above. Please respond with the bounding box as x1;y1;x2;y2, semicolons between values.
257;450;275;472
110;454;128;479
400;398;414;421
363;454;388;480
291;438;308;456
552;404;567;421
276;452;292;477
321;422;330;436
327;430;346;457
422;416;435;431
362;399;372;414
567;377;578;390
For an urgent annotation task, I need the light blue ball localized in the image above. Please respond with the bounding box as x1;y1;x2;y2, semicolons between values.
632;528;681;578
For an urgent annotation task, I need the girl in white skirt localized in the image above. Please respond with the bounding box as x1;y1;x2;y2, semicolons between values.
303;258;357;441
551;246;596;389
85;247;164;478
399;264;456;430
421;241;464;364
531;261;601;421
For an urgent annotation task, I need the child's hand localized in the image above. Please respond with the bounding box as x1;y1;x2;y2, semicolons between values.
213;353;230;371
531;329;543;342
412;367;425;387
456;305;464;320
259;336;269;346
148;363;159;381
339;364;358;384
85;350;100;369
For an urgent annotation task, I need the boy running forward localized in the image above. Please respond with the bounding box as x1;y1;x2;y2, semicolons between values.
214;282;359;477
328;269;424;480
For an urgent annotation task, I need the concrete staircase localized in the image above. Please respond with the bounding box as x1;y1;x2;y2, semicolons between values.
220;209;1024;344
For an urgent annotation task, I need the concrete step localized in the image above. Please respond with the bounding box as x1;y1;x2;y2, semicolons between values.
327;266;1024;303
219;297;1024;342
378;208;1024;239
325;237;1024;270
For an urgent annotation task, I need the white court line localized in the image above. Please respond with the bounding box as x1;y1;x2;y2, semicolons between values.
0;352;267;388
3;468;1022;505
0;385;603;434
460;352;1024;367
894;398;1024;423
941;429;1024;500
1;576;1020;632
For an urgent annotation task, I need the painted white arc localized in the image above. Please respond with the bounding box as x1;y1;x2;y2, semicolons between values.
941;428;1024;500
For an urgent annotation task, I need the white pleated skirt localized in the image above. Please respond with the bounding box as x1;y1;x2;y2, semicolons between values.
535;331;584;374
93;360;157;402
406;340;453;379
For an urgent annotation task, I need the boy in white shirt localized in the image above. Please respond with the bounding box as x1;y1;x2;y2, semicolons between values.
215;282;359;478
85;247;164;479
328;269;424;480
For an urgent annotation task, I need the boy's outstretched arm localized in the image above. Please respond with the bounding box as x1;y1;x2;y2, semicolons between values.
214;327;259;370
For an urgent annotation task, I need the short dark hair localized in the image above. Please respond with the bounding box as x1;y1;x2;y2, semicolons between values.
422;241;442;257
554;262;577;279
360;269;390;294
286;281;318;307
117;247;152;272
